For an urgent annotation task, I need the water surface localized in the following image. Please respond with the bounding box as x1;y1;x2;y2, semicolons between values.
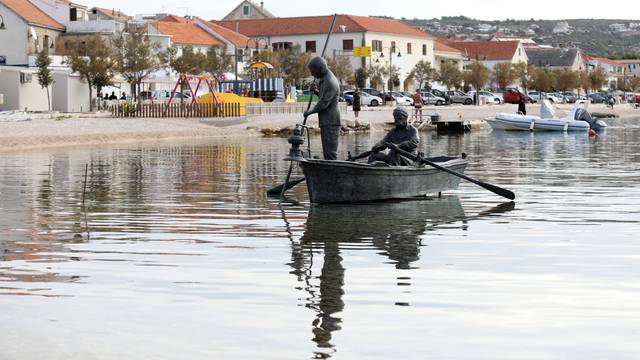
1;118;640;359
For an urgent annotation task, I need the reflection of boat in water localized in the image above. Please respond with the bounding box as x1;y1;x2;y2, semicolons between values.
486;100;607;132
288;197;491;358
300;156;468;203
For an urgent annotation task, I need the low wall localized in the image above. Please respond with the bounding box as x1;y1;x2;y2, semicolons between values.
245;102;348;116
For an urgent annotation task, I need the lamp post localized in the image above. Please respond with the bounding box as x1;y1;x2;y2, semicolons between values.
376;45;401;105
245;37;269;62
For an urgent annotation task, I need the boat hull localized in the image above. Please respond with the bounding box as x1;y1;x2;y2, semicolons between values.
487;113;591;132
300;158;468;203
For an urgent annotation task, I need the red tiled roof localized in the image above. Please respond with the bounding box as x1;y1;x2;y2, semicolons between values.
92;6;130;22
614;59;640;64
159;14;189;23
448;41;521;60
153;18;223;46
215;15;433;39
586;56;619;65
0;0;65;30
194;17;257;48
434;40;464;55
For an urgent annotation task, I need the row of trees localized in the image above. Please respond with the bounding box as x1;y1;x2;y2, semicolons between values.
357;59;632;97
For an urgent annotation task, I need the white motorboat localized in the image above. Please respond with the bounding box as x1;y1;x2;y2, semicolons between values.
486;100;607;132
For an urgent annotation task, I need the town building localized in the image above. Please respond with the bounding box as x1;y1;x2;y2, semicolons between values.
216;15;437;91
0;0;66;66
525;48;586;72
222;0;274;21
447;40;528;69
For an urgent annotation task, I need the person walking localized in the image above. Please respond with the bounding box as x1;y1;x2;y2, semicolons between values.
411;89;423;123
352;89;361;126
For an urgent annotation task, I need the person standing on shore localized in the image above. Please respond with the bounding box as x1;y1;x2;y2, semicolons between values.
303;57;341;160
352;89;361;126
518;96;527;115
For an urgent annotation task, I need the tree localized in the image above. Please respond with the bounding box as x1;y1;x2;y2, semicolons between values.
387;65;400;90
36;49;54;111
579;71;592;95
204;45;233;82
588;66;607;92
553;68;580;97
463;61;490;103
279;45;311;87
409;60;436;90
354;67;368;89
168;46;206;75
629;77;640;93
113;25;164;101
492;63;517;90
438;60;463;90
367;64;388;90
512;63;533;92
530;68;556;94
325;55;353;86
62;34;116;111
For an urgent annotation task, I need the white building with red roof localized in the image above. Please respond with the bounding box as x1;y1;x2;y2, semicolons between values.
215;15;437;91
0;0;66;65
447;40;528;69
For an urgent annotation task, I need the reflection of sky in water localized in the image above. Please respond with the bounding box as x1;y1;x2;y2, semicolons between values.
1;120;639;359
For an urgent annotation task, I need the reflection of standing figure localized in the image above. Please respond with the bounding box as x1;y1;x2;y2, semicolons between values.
303;57;341;160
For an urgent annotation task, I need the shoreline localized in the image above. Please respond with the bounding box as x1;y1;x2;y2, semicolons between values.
1;103;637;152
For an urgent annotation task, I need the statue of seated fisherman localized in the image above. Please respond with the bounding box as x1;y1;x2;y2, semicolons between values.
368;107;420;166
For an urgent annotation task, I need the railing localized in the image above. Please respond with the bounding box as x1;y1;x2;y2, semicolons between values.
245;102;348;116
110;102;241;118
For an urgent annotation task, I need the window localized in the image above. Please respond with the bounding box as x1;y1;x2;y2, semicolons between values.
422;44;427;56
343;39;354;51
407;43;412;55
243;5;250;16
272;42;292;50
372;40;382;52
70;7;77;21
305;41;316;53
391;41;396;53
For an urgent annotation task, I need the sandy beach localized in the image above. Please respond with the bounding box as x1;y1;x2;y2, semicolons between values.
1;102;637;152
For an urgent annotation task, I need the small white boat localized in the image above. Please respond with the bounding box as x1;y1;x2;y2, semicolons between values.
486;100;607;132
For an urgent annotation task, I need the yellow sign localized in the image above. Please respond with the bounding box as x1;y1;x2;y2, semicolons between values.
353;46;371;57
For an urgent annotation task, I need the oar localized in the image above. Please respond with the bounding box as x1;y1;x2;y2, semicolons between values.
388;144;516;200
268;177;306;196
347;150;373;162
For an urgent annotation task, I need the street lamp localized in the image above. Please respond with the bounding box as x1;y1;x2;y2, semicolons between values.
0;14;7;30
245;37;269;61
376;45;401;105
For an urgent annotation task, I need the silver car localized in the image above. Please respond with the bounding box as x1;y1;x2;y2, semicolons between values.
420;91;446;105
446;90;474;105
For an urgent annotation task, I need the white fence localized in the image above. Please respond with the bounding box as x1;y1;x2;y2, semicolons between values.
245;102;349;116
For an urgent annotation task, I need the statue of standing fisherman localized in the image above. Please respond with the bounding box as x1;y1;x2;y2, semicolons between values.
304;57;341;160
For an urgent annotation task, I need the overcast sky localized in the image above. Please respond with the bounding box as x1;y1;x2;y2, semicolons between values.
91;0;639;21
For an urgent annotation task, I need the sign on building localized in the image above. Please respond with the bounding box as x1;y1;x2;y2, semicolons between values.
353;46;371;58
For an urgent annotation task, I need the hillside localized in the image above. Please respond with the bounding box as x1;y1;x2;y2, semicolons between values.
398;16;640;57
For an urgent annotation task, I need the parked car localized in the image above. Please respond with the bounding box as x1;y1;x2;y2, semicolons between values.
446;90;474;105
561;91;579;103
527;91;562;104
361;88;385;99
385;91;414;105
546;92;564;103
343;90;382;106
420;91;446;105
588;93;607;104
429;89;451;104
503;88;532;104
150;90;191;101
467;90;503;104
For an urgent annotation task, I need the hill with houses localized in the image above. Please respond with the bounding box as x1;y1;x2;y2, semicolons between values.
398;16;640;57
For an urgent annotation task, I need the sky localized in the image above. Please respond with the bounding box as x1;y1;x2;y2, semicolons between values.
90;0;640;21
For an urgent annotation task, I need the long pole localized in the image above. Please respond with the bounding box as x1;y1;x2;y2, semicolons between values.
234;44;239;95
